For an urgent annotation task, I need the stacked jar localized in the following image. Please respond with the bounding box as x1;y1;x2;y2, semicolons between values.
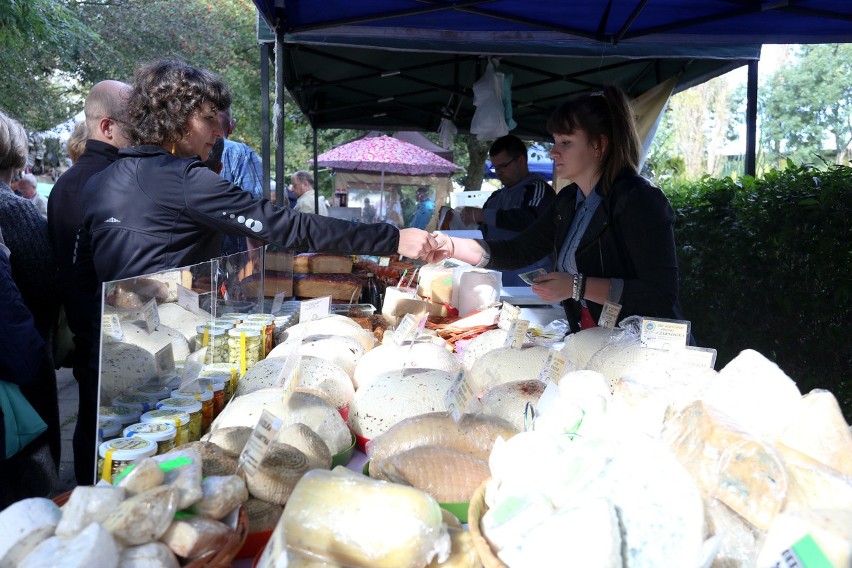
112;393;158;416
97;437;158;483
98;417;122;446
244;314;276;353
170;388;214;432
99;405;141;429
228;326;262;376
141;408;191;446
195;324;230;363
132;382;172;404
199;364;239;402
156;397;203;442
123;422;177;455
197;377;227;418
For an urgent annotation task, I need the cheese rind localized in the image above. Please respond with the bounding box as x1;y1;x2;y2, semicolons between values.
55;485;126;537
19;522;119;568
0;498;61;568
119;542;180;568
160;516;232;559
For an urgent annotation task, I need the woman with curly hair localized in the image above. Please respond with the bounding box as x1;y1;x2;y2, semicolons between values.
77;59;437;284
65;121;89;164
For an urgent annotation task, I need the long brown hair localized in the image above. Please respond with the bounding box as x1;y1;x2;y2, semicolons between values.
546;85;641;194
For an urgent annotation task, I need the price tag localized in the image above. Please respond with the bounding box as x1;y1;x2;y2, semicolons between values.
497;302;521;331
276;347;302;389
177;284;200;313
445;371;476;422
102;314;124;341
155;344;175;376
670;346;717;369
141;298;160;333
239;409;283;478
393;313;426;346
538;350;567;384
504;319;529;349
378;256;391;267
640;318;690;350
271;291;286;315
597;301;622;330
300;296;331;322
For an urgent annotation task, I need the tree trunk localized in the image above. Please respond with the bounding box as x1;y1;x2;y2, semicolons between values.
464;134;490;191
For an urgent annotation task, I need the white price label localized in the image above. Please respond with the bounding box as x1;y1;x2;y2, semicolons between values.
445;372;476;423
276;350;302;398
538;351;567;384
597;301;622;330
640;318;690;351
101;314;124;341
393;313;426;346
497;302;521;331
378;256;391;267
155;344;175;376
141;298;160;333
300;296;331;322
239;409;283;478
177;284;200;313
670;346;717;369
504;319;529;349
271;291;286;315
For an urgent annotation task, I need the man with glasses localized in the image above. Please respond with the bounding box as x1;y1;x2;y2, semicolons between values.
459;134;555;285
47;79;131;485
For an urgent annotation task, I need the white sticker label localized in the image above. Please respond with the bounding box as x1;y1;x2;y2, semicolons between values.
504;319;529;349
640;317;690;351
498;302;521;331
300;296;331;322
276;349;302;393
538;351;567;384
101;314;124;341
239;409;283;478
154;344;175;376
177;284;200;313
670;346;717;369
271;291;286;315
445;371;476;422
393;313;426;346
378;256;391;267
141;298;160;333
597;301;622;330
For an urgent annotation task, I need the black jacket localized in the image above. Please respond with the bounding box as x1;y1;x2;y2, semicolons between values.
486;172;683;331
78;146;400;283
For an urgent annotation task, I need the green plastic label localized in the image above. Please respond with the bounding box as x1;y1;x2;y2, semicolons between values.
158;455;193;473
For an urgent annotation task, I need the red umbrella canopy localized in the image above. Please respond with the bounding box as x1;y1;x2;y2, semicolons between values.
313;135;460;175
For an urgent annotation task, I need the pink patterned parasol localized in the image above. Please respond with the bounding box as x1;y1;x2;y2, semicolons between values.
312;135;460;175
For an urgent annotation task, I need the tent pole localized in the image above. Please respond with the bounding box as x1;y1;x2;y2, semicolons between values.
745;59;758;177
275;27;285;206
313;126;319;214
260;43;271;201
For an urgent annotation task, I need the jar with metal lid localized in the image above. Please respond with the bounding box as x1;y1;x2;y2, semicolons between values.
99;405;141;428
141;408;191;446
219;312;247;324
112;393;158;415
195;324;230;363
228;327;262;376
170;388;214;432
244;314;276;352
123;421;177;455
97;437;158;483
198;378;226;418
237;322;269;358
98;416;122;445
156;397;203;441
132;382;171;403
199;364;238;401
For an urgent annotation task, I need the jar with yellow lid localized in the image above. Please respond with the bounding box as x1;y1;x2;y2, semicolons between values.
228;327;261;376
97;437;157;483
170;388;214;431
98;416;122;445
112;393;158;415
156;397;203;441
99;405;141;428
195;324;230;363
141;408;191;446
132;382;171;403
123;421;177;455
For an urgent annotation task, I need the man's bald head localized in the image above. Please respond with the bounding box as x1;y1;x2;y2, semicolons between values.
84;80;132;147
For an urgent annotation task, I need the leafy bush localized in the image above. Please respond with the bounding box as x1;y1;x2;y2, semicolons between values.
666;161;851;419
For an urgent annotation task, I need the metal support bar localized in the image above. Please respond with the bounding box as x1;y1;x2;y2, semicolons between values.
260;43;271;201
745;59;758;177
275;29;285;206
313;126;319;214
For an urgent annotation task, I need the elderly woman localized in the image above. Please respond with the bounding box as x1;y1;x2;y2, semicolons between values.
78;59;437;284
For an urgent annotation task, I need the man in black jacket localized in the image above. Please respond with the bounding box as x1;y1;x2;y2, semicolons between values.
47;79;131;485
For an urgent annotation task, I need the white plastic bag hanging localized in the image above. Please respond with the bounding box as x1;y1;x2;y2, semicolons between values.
471;60;508;141
437;118;457;150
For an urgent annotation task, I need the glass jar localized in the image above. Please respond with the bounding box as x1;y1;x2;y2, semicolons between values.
141;409;191;446
198;378;226;418
170;388;214;432
244;314;276;352
97;437;157;483
195;324;230;363
156;397;203;441
98;416;122;445
199;365;238;401
132;382;171;403
123;421;177;455
112;393;158;416
219;313;246;324
228;327;262;376
99;405;141;428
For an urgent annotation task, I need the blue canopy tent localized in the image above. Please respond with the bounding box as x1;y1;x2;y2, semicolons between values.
251;1;852;203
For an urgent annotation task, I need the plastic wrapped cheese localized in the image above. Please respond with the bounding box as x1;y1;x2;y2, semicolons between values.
152;447;204;510
19;522;119;568
237;355;354;411
353;342;461;390
0;497;62;568
377;445;491;502
479;380;546;431
116;457;165;496
460;329;509;371
102;485;178;545
560;327;623;369
279;315;376;352
281;467;451;568
468;346;554;397
756;508;852;568
160;516;232;559
196;475;249;519
55;485;126;537
777;389;852;476
119;542;180;568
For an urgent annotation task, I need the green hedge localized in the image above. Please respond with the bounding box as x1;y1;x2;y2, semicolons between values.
666;161;851;420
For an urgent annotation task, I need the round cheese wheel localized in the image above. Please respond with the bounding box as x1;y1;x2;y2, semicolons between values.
560;327;623;370
268;334;364;378
468;346;553;397
236;355;354;409
348;369;455;440
480;380;546;431
460;329;509;371
281;315;376;352
353;342;461;390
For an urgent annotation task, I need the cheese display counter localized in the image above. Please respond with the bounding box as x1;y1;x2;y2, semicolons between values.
1;246;850;568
